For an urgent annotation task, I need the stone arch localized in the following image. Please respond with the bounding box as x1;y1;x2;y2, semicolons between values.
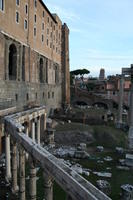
8;44;17;80
39;58;43;83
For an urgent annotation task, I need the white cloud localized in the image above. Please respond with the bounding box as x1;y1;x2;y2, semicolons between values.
45;3;80;22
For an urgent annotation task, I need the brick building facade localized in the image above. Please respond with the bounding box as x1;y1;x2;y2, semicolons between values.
0;0;70;113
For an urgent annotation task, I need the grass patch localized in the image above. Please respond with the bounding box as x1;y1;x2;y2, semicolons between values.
92;125;128;148
55;122;93;132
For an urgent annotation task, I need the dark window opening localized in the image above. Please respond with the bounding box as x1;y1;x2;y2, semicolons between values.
39;58;43;83
43;92;44;98
26;93;29;101
24;19;27;29
25;4;28;14
15;94;18;101
34;14;36;23
52;92;54;98
34;0;37;8
34;27;36;36
16;0;19;6
36;92;37;99
43;11;45;17
48;92;50;99
8;44;17;80
16;11;19;23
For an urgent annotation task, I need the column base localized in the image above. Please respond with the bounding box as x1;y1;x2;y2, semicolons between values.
5;175;11;183
12;185;19;194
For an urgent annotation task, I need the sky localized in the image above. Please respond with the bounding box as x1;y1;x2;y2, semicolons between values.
43;0;133;77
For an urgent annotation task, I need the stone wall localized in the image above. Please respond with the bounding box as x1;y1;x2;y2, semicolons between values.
0;32;62;114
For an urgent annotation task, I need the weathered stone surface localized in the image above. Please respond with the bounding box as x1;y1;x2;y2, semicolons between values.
121;184;133;200
96;180;111;195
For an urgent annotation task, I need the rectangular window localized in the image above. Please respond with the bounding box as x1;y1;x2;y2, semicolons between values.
25;4;28;14
16;11;19;23
48;92;50;99
34;27;36;36
52;92;54;98
34;0;37;8
47;29;49;35
16;0;19;6
43;10;45;17
24;19;27;30
0;0;4;11
15;94;18;101
42;34;44;42
47;17;49;23
26;93;29;101
42;22;44;30
34;14;36;23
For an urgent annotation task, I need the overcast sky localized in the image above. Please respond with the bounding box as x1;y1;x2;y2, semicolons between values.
44;0;133;77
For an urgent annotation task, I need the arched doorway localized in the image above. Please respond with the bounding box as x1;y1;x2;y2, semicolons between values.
8;44;17;80
39;58;43;83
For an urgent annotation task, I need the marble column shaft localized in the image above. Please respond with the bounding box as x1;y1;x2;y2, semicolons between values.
43;172;53;200
32;120;35;142
5;134;11;181
12;142;18;193
44;113;47;131
19;148;25;200
37;117;40;145
29;159;36;200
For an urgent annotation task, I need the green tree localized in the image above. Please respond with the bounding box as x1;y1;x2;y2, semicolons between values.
70;69;90;85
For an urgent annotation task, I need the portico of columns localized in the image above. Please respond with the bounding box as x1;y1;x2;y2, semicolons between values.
5;107;47;199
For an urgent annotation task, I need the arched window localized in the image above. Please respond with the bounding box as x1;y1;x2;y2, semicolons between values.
39;58;43;83
8;44;17;80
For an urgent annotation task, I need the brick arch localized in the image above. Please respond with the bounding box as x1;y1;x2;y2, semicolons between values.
8;43;17;80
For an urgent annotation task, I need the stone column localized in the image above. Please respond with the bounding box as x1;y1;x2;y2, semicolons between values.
32;119;35;142
25;123;29;159
129;66;133;148
29;158;36;200
12;142;18;193
5;133;11;181
44;113;47;131
66;195;73;200
43;172;53;200
118;75;124;125
19;147;25;200
37;117;40;145
25;123;29;137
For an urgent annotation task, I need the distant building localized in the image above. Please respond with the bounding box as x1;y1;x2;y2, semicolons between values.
99;68;105;81
106;75;131;106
